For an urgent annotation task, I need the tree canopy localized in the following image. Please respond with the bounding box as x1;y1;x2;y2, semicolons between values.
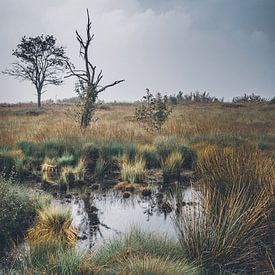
3;35;68;107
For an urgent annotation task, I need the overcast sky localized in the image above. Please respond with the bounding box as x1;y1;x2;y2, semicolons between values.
0;0;274;103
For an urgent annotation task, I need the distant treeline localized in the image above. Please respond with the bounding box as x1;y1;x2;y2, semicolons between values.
41;92;275;106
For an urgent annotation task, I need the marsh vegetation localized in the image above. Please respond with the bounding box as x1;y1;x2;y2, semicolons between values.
0;100;274;274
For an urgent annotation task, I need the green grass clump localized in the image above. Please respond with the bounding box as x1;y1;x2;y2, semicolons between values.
153;136;179;160
56;153;75;167
94;158;108;178
138;144;159;168
92;229;198;274
0;178;36;247
153;136;196;169
0;151;15;177
98;140;137;162
179;145;197;169
13;242;96;275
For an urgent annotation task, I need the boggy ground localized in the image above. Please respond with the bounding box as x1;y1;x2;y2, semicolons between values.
0;101;274;274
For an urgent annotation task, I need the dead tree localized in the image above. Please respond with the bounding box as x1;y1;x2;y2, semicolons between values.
66;9;124;128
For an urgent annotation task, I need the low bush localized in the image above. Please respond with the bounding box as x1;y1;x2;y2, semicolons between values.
0;178;36;247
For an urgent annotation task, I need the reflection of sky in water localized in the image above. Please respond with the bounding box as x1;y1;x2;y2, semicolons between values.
57;186;196;252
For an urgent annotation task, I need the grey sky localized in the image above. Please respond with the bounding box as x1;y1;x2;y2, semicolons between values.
0;0;274;103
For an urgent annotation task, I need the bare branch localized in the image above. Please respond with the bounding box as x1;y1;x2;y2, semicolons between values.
97;79;125;94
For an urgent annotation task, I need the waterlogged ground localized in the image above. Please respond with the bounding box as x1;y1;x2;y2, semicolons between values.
53;184;196;251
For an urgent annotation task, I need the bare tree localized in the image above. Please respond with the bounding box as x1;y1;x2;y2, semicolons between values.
66;9;125;128
2;35;68;107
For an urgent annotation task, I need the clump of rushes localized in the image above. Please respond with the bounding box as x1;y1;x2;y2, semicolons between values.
161;152;183;183
196;145;275;196
60;166;75;188
41;157;58;184
27;204;77;247
119;156;146;183
137;144;158;168
73;157;86;182
174;184;272;274
94;158;108;179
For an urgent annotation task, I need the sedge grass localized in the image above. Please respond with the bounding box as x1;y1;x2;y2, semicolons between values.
26;204;77;248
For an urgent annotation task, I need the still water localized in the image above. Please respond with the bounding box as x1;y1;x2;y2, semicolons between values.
54;185;195;251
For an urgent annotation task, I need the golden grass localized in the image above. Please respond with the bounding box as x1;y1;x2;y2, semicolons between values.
1;103;275;147
175;183;271;272
119;156;146;183
196;145;275;195
27;204;77;247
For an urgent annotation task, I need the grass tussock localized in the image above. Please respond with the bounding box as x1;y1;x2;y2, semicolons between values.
92;229;198;274
162;151;183;183
13;242;97;275
120;156;146;183
27;204;77;247
174;146;275;273
196;144;275;195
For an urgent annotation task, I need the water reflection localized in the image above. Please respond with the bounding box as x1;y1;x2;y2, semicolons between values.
54;184;195;252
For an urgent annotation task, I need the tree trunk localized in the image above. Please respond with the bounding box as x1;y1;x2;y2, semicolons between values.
37;89;42;108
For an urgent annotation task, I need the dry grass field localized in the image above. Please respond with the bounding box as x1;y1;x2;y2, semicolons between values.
1;102;275;148
0;101;275;274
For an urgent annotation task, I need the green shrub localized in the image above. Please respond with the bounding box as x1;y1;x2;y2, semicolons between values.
0;178;36;247
258;135;275;151
269;96;275;104
135;89;172;132
17;140;81;161
82;143;99;174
